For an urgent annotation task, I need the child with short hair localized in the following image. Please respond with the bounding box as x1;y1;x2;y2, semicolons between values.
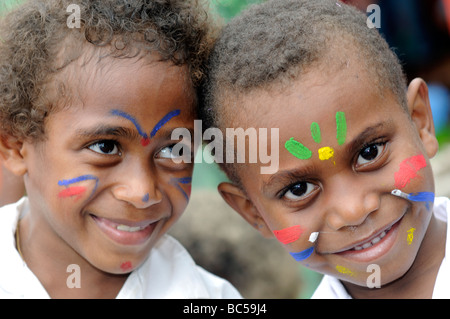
0;0;241;298
200;0;448;298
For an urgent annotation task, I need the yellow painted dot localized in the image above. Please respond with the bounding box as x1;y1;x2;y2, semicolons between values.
407;227;415;245
336;265;355;277
318;146;334;161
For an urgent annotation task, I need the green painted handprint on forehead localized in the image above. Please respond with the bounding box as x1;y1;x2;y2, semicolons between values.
285;111;347;161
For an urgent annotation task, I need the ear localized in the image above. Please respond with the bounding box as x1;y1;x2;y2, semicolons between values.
0;134;27;176
406;78;439;159
218;182;274;238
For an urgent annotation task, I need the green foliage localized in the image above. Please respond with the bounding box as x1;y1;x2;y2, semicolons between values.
210;0;265;21
0;0;25;15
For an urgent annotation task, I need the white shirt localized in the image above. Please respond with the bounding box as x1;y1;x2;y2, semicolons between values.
0;197;242;299
312;196;450;299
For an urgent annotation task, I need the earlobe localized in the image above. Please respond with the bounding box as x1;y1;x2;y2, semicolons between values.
0;134;27;176
406;78;439;158
218;182;273;238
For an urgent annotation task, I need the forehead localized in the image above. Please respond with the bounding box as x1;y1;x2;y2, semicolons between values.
59;53;194;114
43;56;195;140
230;58;399;132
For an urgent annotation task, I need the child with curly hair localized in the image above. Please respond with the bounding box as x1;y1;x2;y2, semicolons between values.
200;0;448;298
0;0;241;298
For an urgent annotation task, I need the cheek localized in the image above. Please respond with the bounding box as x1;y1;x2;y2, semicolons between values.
393;154;428;190
269;220;320;263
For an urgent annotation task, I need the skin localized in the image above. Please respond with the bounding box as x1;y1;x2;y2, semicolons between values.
0;161;25;206
0;54;195;298
218;57;446;298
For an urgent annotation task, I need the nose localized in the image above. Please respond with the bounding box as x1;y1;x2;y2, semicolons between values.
111;166;162;209
325;180;380;231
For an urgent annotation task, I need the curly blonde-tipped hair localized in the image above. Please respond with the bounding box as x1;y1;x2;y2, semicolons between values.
0;0;215;140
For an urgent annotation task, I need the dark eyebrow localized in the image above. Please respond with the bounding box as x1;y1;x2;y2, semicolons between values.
154;126;195;143
76;125;142;141
262;165;316;196
344;120;394;156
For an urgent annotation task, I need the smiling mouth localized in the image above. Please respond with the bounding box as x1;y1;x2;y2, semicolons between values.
90;214;158;246
350;225;393;251
335;216;403;262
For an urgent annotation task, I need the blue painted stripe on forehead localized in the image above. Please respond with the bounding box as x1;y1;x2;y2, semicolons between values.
150;109;181;138
110;109;148;139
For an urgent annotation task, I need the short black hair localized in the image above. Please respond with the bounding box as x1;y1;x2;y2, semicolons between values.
200;0;407;184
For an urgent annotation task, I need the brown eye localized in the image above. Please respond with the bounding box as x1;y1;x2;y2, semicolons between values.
282;182;318;201
356;143;386;167
89;140;120;155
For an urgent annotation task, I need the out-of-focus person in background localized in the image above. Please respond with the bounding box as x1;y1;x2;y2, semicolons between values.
343;0;450;134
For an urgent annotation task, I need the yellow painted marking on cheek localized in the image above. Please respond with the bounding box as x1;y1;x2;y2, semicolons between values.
336;265;355;277
318;146;334;161
407;227;416;245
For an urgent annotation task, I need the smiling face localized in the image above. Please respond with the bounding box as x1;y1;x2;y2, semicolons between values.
218;58;441;291
19;55;195;275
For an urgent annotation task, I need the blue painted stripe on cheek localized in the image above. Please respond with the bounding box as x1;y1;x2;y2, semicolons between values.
407;191;435;203
289;246;314;261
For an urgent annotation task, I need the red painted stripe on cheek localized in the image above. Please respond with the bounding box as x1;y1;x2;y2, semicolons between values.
58;186;87;199
394;154;427;189
273;225;304;244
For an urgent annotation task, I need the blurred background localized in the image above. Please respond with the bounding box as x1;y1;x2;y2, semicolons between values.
1;0;450;298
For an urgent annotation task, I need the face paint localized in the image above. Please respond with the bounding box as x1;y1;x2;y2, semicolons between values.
111;109;181;145
336;265;355;277
142;193;150;203
407;192;435;203
170;176;192;201
310;122;321;143
150;109;181;138
285;111;346;162
407;228;415;245
318;146;334;161
273;225;304;244
309;232;319;243
391;189;435;210
58;186;87;200
58;174;99;200
335;111;347;145
394;154;427;189
120;261;133;272
110;109;149;146
285;137;312;160
289;246;314;261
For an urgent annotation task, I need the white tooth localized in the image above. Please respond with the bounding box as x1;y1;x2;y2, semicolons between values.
362;242;372;249
354;246;363;251
379;231;386;238
371;236;381;245
117;224;142;232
